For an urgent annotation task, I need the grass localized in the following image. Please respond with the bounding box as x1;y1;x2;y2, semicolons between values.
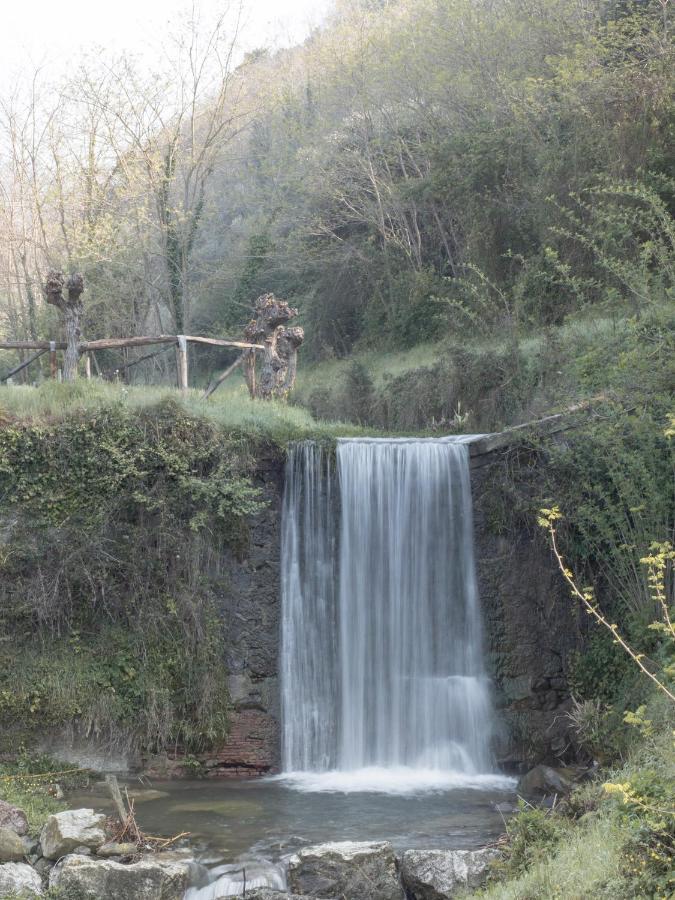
0;756;74;836
0;379;369;443
474;817;626;900
464;694;675;899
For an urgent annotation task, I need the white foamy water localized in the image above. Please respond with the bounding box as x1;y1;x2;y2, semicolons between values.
276;767;515;795
281;437;503;792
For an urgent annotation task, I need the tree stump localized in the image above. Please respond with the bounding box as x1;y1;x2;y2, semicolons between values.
44;271;85;381
243;294;304;399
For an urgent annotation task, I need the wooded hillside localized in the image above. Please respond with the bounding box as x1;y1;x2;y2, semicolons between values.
0;0;672;375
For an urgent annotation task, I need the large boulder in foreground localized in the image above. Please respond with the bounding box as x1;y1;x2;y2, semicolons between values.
50;853;191;899
399;849;499;899
288;840;403;900
40;809;107;859
0;861;44;896
0;800;28;836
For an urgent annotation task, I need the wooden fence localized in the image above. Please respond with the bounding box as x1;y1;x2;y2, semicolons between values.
0;334;264;392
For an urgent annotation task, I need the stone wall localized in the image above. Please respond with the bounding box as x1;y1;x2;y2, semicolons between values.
470;446;584;771
200;448;285;775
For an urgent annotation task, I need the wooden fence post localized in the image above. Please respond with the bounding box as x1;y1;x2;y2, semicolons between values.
49;341;57;380
83;354;91;380
176;335;188;391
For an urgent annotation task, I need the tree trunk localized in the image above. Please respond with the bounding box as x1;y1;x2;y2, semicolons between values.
44;271;84;381
243;294;304;400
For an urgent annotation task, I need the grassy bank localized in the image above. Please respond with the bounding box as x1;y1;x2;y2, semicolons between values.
293;305;674;433
464;694;675;899
0;379;364;443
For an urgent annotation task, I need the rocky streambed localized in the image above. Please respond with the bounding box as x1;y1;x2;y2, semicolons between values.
0;800;500;900
0;765;585;898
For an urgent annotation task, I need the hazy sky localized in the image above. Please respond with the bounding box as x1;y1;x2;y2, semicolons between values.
3;0;331;86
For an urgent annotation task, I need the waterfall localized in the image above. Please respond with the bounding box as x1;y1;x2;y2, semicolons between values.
281;437;498;791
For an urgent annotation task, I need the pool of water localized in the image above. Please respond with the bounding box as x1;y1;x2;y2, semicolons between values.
69;772;515;895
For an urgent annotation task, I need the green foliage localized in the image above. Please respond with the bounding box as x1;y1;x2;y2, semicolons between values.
569;631;636;706
475;695;675;899
546;406;674;624
0;400;276;754
494;803;570;880
0;752;90;834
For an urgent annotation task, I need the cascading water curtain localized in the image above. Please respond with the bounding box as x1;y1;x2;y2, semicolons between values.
281;438;495;776
280;442;337;771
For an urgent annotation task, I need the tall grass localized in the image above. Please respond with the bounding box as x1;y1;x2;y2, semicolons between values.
0;380;367;442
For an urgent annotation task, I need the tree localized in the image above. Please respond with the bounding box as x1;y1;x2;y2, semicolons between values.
44;270;85;381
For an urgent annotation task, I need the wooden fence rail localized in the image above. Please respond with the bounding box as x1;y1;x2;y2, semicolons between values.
0;334;264;391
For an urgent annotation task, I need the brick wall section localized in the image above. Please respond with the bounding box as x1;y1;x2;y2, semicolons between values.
201;709;280;777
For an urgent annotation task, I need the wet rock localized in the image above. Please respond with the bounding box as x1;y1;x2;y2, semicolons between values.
40;808;107;859
288;840;403;900
50;853;190;899
127;789;169;803
0;827;26;862
0;800;28;836
97;841;138;857
0;861;44;896
517;765;578;798
399;848;499;899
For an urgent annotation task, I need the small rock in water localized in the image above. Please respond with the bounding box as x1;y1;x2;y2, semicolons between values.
0;800;29;836
399;849;499;899
0;826;27;862
0;861;44;897
288;840;403;900
517;765;579;798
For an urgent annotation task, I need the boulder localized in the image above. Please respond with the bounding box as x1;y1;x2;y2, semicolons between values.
288;840;403;900
50;853;191;899
517;765;578;798
0;800;28;836
97;841;138;857
399;849;499;899
0;861;44;896
240;893;328;900
40;808;107;859
0;827;26;862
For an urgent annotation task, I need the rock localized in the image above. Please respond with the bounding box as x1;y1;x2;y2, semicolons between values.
40;809;107;859
0;827;26;862
241;892;327;900
33;856;55;879
288;840;403;900
22;835;39;857
50;853;191;899
399;849;499;899
127;789;169;803
0;861;44;896
0;800;28;836
517;765;578;798
97;841;138;857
